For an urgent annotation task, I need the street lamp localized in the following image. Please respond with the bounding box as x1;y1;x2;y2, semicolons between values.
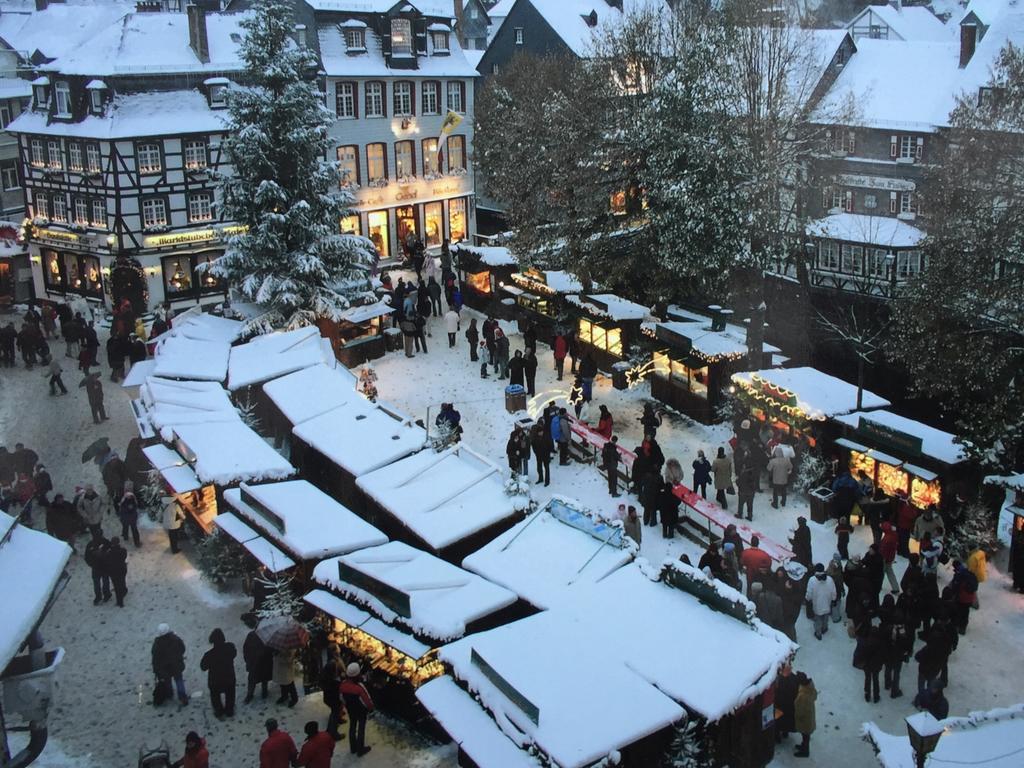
906;712;944;768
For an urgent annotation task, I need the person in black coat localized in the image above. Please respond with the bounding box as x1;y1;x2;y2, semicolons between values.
775;664;799;742
639;470;660;527
523;324;537;353
105;537;129;607
151;622;188;705
200;628;237;717
84;533;111;605
243;628;273;703
790;517;813;568
659;480;680;538
861;544;885;608
530;420;553;487
601;436;621;497
508;350;526;387
523;349;538;396
860;625;886;703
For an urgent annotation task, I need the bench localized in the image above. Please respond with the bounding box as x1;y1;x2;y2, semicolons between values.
566;416;635;488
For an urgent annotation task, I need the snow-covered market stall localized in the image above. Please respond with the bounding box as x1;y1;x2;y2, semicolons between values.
151;333;231;382
986;473;1024;579
219;479;388;580
731;367;890;449
304;541;517;732
260;363;359;449
317;300;394;368
461;497;637;613
504;268;583;343
355;444;527;565
643;306;781;424
863;704;1024;768
831;409;972;511
566;293;652;371
291;399;426;508
455;245;518;316
422;561;796;768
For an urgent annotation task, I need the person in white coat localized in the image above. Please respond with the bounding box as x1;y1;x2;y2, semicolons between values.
444;308;460;348
805;564;837;640
273;648;298;707
162;498;186;554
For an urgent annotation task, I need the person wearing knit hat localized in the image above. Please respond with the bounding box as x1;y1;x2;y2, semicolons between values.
340;663;375;756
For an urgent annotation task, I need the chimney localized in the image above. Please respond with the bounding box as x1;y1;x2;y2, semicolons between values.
960;23;977;67
187;3;210;64
136;0;164;12
454;0;465;31
34;0;48;11
605;0;623;9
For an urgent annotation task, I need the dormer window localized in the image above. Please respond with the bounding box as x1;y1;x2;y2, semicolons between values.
86;80;107;114
54;82;72;117
340;19;367;52
391;18;413;57
204;77;229;109
32;76;49;110
432;31;449;52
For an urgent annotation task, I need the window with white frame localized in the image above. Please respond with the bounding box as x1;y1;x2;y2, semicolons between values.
892;134;923;161
33;85;47;108
447;135;465;171
209;85;227;108
393;81;413;116
142;197;167;228
391;18;412;56
89;89;103;113
91;198;106;227
34;193;48;218
447;81;464;113
395;140;415;178
68;142;83;171
337;145;358;186
840;244;863;274
422;81;439;115
54;82;71;116
47;140;62;170
51;195;67;222
897;251;921;279
184;140;208;170
188;192;213;222
867;248;889;278
344;28;365;50
335;82;356;118
137;143;162;174
30;139;44;167
900;191;915;214
432;31;449;51
819;241;840;270
365;82;384;117
1;162;18;191
0;104;11;129
422;138;439;175
864;193;878;210
73;197;89;225
514;27;524;45
85;143;101;174
366;143;386;183
822;186;841;211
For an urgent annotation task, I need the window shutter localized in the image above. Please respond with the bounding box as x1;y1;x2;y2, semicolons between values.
825;128;833;152
890;136;897;158
844;190;853;212
889;191;897;214
353;83;359;119
410;82;416;116
915;137;923;161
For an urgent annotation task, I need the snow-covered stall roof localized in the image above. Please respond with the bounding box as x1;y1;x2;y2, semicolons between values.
311;541;517;643
731;367;890;420
807;213;925;248
440;562;796;767
0;512;72;671
812;39;959;132
172;422;294;486
846;5;950;41
152;334;230;382
223;480;387;562
227;326;330;391
262;363;359;427
566;293;651;322
167;312;245;345
137;377;240;433
663;306;782;355
141;443;201;494
833;410;967;465
7;89;231;140
986;473;1024;492
213;512;296;573
461;497;635;610
292;400;426;477
356;445;526;552
863;704;1024;768
457;246;518;268
317;20;479;78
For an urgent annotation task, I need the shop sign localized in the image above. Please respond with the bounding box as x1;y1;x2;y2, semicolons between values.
471;649;540;724
547;498;622;546
394;189;419;202
143;226;247;250
337;561;411;618
856;417;922;458
240;486;286;534
34;228;81;245
751;373;798;408
664;566;751;624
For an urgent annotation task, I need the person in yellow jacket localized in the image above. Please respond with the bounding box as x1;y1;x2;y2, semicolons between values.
793;672;817;758
967;547;987;607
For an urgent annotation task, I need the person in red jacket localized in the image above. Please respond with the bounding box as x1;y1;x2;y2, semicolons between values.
553;332;568;380
596;405;613;439
879;522;900;594
340;663;375;757
740;536;773;596
296;721;335;768
895;493;919;558
259;718;297;768
172;731;209;768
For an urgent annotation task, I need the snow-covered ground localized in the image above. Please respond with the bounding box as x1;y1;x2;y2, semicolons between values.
3;299;1023;768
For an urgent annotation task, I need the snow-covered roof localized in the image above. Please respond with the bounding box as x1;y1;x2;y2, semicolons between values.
152;334;230;382
732;367;890;420
985;473;1024;492
0;2;132;64
227;326;330;391
813;38;960;131
649;320;747;360
317;22;479;77
223;480;387;562
807;213;925;248
0;77;32;100
7;88;230;140
441;562;796;767
462;497;635;610
458;245;517;268
525;0;670;58
138;377;240;433
833;410;967;465
356;445;525;552
172;421;295;486
0;513;72;671
847;5;950;41
45;10;250;76
305;0;451;13
566;293;651;322
663;306;783;354
168;311;245;344
960;0;1024;96
463;48;485;72
262;363;359;427
293;400;426;477
312;541;517;642
214;512;296;573
864;704;1024;768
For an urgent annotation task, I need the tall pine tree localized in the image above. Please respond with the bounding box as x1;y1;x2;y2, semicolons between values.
213;0;376;328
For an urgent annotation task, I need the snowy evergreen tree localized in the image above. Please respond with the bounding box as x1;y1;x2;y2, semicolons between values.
255;571;306;621
197;531;250;583
944;501;1001;562
213;0;376;329
664;718;712;768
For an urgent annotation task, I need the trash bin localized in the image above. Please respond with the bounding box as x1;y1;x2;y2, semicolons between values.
505;384;527;414
611;361;631;391
383;327;401;352
809;486;834;524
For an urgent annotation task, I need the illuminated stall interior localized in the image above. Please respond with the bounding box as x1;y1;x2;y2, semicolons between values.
454;246;517;314
504;269;584;338
567;293;649;370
